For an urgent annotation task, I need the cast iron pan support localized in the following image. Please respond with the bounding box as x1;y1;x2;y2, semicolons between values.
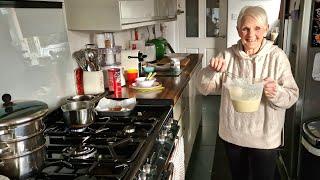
128;51;147;77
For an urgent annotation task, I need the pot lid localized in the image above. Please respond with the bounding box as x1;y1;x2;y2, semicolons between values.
0;94;48;127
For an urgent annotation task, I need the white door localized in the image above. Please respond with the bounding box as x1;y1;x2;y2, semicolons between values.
175;0;227;67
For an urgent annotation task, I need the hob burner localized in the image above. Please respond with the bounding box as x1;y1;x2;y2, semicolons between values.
69;127;88;132
124;125;135;134
62;146;97;159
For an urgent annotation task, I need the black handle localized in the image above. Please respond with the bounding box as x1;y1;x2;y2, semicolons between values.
166;42;175;53
2;94;13;107
128;51;147;76
128;51;147;62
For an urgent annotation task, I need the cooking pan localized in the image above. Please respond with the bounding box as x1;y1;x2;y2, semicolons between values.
61;93;106;129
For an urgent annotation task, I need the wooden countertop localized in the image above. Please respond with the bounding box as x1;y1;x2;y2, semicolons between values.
109;54;203;105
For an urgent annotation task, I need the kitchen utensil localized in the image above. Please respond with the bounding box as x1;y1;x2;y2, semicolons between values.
147;72;157;80
72;50;87;70
66;95;95;102
226;77;263;113
130;82;163;92
66;93;105;105
146;72;152;80
0;130;45;157
223;71;239;78
95;98;136;117
133;85;164;93
0;144;46;179
61;101;95;129
98;48;116;66
135;77;156;88
143;66;155;73
61;93;106;129
85;59;97;72
0;94;48;179
0;94;48;139
126;68;138;85
84;44;99;71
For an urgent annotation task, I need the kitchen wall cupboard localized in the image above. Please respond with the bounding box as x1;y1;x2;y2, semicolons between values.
173;63;202;170
64;0;177;31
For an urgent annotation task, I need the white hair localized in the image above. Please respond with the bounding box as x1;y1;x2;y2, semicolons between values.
237;6;269;28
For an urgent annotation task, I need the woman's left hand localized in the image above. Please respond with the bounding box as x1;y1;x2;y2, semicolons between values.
263;77;277;98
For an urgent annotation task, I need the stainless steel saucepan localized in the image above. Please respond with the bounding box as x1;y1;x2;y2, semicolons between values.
61;101;95;129
61;93;106;129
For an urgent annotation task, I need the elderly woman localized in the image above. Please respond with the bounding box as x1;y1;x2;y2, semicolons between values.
196;6;299;180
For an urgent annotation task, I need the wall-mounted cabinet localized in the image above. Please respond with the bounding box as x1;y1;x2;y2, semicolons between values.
64;0;177;31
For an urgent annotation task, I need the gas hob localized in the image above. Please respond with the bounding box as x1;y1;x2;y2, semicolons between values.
28;101;178;180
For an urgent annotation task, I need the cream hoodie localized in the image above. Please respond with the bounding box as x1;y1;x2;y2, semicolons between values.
196;39;299;149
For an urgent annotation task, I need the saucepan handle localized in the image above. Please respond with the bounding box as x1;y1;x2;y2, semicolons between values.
0;130;8;136
0;127;11;136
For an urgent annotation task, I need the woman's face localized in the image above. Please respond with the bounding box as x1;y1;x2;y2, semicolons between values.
237;15;268;55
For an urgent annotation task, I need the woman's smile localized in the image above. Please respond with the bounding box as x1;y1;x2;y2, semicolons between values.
237;15;268;55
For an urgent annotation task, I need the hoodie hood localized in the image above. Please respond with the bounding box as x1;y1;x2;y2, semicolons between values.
231;39;276;61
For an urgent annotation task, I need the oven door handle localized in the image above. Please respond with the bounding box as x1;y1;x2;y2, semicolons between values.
162;162;174;180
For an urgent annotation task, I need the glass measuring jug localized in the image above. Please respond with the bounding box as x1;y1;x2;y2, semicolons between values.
227;77;263;113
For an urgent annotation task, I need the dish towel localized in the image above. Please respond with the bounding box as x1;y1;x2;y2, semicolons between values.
169;136;185;180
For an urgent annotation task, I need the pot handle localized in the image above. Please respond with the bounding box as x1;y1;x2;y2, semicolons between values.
0;130;8;136
0;128;11;136
0;160;4;167
0;143;12;155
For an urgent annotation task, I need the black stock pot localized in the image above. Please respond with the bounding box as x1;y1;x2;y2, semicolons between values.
0;94;48;179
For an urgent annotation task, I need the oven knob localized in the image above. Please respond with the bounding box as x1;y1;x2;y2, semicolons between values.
164;122;172;129
163;120;171;129
138;172;147;180
142;163;151;174
158;130;168;143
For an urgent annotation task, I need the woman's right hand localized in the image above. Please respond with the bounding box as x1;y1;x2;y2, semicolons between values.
210;55;226;72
